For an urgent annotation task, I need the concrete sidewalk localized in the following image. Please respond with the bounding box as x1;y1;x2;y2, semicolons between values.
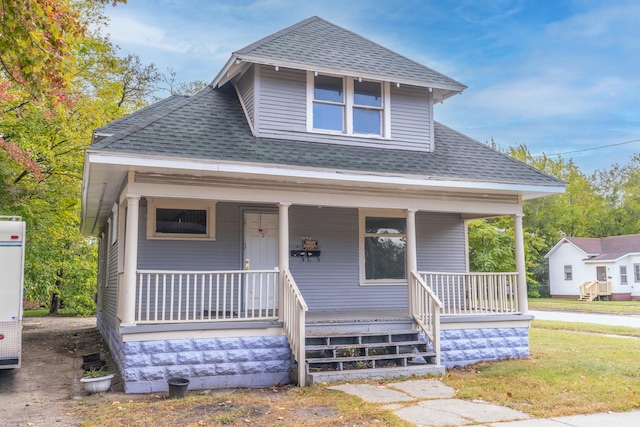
529;309;640;328
328;379;640;427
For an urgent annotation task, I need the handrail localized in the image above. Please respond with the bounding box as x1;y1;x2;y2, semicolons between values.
409;272;442;365
419;271;519;315
579;280;611;301
282;269;308;386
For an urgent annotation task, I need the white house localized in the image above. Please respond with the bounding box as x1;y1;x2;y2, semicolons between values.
545;235;640;301
81;17;565;393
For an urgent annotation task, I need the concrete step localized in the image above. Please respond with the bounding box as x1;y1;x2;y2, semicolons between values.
305;364;445;385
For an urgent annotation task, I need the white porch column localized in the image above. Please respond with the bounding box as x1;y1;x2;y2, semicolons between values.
406;209;417;315
120;195;140;326
278;203;290;319
513;213;528;314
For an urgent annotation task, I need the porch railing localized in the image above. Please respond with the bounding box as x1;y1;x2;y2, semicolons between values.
135;270;279;323
418;271;520;315
409;272;442;364
579;280;611;301
282;269;308;387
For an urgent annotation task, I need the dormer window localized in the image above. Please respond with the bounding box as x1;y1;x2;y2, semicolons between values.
308;72;390;138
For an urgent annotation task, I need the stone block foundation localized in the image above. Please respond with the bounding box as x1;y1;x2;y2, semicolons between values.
439;327;529;367
97;313;292;394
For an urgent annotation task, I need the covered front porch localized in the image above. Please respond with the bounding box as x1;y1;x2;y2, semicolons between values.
119;266;527;385
103;171;532;390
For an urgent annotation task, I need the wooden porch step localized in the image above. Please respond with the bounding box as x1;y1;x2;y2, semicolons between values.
306;339;427;352
304;327;436;375
307;351;435;365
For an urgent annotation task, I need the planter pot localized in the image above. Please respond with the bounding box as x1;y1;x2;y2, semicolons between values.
167;377;190;398
80;374;114;393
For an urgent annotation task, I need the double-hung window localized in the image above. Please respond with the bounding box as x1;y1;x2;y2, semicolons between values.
620;265;628;284
563;265;573;280
309;73;389;137
635;264;640;282
360;211;406;285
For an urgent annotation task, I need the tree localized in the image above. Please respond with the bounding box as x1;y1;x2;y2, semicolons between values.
0;0;164;314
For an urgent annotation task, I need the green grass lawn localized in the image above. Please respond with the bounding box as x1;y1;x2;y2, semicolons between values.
529;297;640;314
443;324;640;417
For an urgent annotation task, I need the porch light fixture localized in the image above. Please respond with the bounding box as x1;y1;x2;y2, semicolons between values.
275;65;279;71
396;82;400;88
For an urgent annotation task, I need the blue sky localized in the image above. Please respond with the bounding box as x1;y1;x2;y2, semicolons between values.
101;0;640;174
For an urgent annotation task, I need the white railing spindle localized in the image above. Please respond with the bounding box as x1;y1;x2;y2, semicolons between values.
134;270;280;324
418;271;520;315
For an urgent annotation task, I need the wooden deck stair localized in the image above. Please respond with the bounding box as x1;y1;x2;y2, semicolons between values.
303;328;443;384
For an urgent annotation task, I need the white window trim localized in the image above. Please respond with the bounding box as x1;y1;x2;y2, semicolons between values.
110;202;119;245
307;71;391;139
563;265;572;281
635;263;640;283
146;197;216;241
620;265;628;285
358;209;407;286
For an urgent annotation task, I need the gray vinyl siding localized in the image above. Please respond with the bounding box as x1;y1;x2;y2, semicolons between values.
390;84;432;152
256;65;433;152
137;200;243;271
100;226;118;317
124;201;466;314
236;67;255;129
416;212;466;272
289;206;407;311
257;66;307;135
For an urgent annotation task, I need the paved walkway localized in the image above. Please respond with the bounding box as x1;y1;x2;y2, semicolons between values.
328;379;640;427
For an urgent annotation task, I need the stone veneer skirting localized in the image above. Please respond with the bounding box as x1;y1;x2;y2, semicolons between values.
439;327;529;367
97;313;292;394
98;314;528;393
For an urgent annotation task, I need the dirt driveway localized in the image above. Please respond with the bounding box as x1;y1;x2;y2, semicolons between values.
0;316;116;427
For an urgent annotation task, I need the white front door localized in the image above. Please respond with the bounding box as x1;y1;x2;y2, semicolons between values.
244;212;278;309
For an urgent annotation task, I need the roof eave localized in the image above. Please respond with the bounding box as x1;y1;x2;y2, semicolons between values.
212;54;467;95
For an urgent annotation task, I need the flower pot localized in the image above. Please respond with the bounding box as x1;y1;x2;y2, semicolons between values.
167;377;190;398
80;374;114;393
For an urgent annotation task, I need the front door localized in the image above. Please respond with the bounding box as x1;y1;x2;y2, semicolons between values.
244;212;278;309
596;266;607;281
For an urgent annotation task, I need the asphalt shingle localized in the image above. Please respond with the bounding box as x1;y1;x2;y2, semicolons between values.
88;85;564;187
234;16;466;90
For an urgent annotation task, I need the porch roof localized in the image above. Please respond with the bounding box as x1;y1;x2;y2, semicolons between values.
83;85;565;235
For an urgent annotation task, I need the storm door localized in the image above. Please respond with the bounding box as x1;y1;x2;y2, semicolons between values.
243;212;279;310
596;266;607;281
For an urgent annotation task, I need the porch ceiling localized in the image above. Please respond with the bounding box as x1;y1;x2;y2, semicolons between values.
81;152;562;236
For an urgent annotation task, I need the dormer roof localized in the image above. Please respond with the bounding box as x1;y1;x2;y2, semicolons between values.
213;16;466;102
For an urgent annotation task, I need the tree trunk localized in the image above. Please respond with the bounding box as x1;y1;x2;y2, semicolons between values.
49;268;63;314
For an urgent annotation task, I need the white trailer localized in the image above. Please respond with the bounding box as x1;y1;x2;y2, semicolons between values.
0;216;26;369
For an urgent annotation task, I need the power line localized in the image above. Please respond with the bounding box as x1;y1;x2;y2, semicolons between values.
537;138;640;158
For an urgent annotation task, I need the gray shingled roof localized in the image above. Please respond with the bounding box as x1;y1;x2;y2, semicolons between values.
95;94;190;137
89;85;564;187
567;235;640;261
232;16;466;90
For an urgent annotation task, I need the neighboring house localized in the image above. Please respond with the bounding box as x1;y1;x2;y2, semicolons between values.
81;16;566;393
546;235;640;301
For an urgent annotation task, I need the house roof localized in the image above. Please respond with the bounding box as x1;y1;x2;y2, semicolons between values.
90;84;565;188
565;235;640;261
214;16;466;99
